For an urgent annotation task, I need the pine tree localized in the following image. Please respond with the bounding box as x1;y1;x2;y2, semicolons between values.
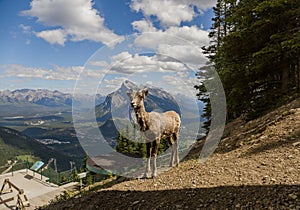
199;0;300;121
80;153;88;172
116;127;147;158
195;64;213;133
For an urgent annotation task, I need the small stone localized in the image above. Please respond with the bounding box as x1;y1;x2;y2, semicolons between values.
262;175;269;180
260;135;267;140
261;162;267;166
288;194;297;200
132;200;140;205
292;141;300;147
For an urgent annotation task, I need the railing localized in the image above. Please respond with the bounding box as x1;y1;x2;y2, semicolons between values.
42;168;78;185
0;160;78;186
0;161;29;176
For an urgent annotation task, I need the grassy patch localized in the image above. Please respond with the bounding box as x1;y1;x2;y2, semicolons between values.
16;154;38;163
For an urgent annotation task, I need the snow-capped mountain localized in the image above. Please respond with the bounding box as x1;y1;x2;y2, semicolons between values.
0;89;104;107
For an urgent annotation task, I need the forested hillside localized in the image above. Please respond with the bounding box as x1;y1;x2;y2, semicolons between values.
197;0;300;121
0;126;75;170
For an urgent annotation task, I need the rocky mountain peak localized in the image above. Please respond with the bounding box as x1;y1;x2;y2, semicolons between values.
120;80;138;92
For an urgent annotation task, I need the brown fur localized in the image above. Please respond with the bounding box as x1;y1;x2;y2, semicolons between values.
127;88;181;178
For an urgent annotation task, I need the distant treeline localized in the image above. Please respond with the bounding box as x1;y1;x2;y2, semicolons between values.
115;126;171;157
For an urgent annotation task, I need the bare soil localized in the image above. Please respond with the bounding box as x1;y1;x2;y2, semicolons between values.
44;98;300;210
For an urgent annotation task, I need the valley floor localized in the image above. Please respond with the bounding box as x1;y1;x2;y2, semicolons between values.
44;98;300;209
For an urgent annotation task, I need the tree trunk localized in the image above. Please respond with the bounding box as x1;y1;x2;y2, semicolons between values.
297;57;300;93
281;60;289;93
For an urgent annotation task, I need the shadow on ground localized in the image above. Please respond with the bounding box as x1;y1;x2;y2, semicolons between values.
43;184;300;209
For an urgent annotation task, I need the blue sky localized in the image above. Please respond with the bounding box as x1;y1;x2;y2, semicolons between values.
0;0;216;94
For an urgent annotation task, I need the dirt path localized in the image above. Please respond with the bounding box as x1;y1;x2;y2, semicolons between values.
44;99;300;209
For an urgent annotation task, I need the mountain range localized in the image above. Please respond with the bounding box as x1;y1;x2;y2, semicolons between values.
0;89;105;117
0;89;105;107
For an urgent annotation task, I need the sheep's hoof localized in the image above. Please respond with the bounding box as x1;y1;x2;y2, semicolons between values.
169;162;179;168
152;172;157;178
142;173;150;179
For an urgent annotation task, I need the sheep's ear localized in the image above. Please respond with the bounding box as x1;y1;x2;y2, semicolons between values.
142;88;148;96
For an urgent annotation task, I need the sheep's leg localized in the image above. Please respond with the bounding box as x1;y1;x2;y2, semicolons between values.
169;136;175;167
152;154;157;178
174;132;179;166
152;138;160;178
144;142;152;178
175;141;179;166
170;144;175;167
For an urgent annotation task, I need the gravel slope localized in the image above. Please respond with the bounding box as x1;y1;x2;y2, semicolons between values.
44;98;300;209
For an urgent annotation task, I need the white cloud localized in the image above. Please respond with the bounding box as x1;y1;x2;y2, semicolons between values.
19;24;31;34
0;64;87;81
161;74;199;95
88;61;109;67
131;19;156;32
130;0;217;27
134;26;209;48
133;25;210;68
94;76;129;95
103;77;127;88
111;51;132;63
21;0;124;47
35;29;67;46
109;52;188;74
157;44;207;67
19;24;33;45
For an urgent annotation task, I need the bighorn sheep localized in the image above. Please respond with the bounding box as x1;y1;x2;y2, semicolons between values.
127;88;181;178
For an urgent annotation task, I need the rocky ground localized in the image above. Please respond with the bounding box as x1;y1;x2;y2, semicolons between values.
44;98;300;209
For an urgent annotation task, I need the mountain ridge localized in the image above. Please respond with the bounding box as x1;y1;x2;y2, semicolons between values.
0;89;105;107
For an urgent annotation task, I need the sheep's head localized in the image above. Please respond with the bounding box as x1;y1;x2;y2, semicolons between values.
127;88;148;110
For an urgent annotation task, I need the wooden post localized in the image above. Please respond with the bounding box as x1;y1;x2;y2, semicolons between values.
0;179;13;194
0;196;14;205
26;157;29;173
0;178;30;209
